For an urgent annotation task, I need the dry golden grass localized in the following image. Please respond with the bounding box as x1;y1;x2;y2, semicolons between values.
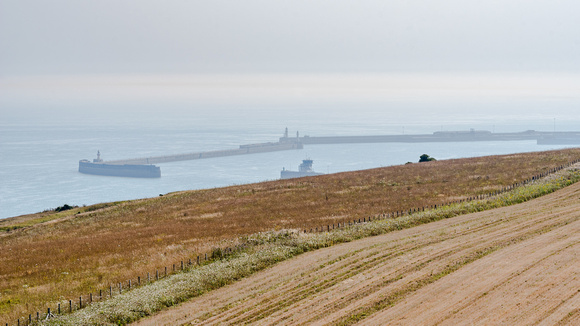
1;148;580;323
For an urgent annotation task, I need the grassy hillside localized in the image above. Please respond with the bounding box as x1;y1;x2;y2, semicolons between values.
134;173;580;325
1;148;580;324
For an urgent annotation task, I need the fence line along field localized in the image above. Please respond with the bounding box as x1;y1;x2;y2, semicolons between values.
1;148;580;324
137;175;580;325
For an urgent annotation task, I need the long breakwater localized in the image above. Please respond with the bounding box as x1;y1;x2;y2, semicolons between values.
105;141;303;165
102;130;580;165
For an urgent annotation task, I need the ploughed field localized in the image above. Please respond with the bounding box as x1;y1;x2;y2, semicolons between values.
1;148;580;324
138;175;580;326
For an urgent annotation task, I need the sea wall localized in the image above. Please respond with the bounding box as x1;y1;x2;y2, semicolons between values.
106;141;303;165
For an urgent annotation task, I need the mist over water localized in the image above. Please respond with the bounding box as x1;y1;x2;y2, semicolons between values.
0;74;578;219
2;76;579;220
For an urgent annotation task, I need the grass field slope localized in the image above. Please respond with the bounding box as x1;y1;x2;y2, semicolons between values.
2;148;580;324
137;175;580;325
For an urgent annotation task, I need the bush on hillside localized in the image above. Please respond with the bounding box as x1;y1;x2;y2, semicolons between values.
419;154;436;162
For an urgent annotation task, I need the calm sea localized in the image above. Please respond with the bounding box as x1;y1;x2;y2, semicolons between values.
1;96;579;219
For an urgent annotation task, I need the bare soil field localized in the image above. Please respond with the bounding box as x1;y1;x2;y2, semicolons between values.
137;176;580;325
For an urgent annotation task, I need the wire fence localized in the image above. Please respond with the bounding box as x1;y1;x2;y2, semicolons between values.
9;159;580;326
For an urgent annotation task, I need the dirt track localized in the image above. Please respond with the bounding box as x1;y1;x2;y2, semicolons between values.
136;182;580;325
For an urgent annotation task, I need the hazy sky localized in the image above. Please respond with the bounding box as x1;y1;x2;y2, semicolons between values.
1;0;579;76
1;0;580;123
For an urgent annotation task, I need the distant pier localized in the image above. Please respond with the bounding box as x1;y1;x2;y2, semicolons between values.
102;129;580;166
292;130;580;145
106;141;303;165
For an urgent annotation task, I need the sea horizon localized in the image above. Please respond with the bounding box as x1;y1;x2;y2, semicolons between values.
2;74;580;219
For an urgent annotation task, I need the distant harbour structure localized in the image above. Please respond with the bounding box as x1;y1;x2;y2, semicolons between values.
79;151;161;178
94;150;103;163
78;128;580;178
281;159;324;179
280;127;301;143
